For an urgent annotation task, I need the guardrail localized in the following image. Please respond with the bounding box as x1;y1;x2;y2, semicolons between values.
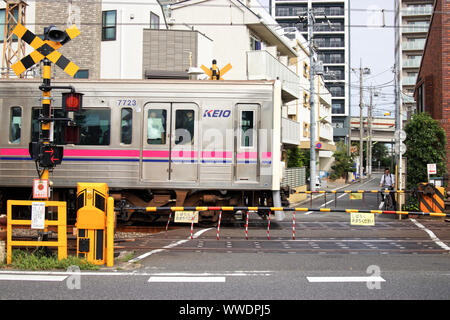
6;200;67;265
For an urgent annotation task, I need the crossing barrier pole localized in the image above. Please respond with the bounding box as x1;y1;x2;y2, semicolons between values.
190;212;195;239
216;211;222;240
245;211;249;240
106;197;115;267
267;211;271;240
166;212;172;233
292;212;296;240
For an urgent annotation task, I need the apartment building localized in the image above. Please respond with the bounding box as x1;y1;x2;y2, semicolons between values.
272;0;350;144
169;0;335;173
395;0;434;118
1;0;211;80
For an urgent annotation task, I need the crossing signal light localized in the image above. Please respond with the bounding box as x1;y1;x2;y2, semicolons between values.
40;145;64;168
62;92;84;112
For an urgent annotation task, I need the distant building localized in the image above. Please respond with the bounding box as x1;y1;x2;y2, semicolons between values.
272;0;350;144
414;0;450;174
395;0;434;119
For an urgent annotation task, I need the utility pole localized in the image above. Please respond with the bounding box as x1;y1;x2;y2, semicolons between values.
367;87;373;178
352;60;370;181
308;9;317;191
359;60;364;181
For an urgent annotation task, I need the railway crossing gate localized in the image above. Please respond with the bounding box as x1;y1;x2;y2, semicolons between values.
10;23;83;189
201;59;232;80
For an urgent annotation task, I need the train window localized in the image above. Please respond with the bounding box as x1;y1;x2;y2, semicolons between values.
120;108;133;144
9;107;22;144
147;109;166;145
175;109;195;145
31;109;66;145
74;109;111;145
241;111;254;147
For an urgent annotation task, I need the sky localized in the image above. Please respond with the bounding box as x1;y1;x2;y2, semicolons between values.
256;0;397;118
349;0;396;119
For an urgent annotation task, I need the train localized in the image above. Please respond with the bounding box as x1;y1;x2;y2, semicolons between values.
0;79;290;225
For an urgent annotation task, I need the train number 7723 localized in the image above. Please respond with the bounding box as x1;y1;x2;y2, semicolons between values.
117;99;137;106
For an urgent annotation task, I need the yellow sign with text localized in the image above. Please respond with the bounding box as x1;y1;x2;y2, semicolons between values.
350;212;375;226
349;193;363;200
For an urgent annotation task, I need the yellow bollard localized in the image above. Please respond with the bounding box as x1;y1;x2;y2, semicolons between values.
106;197;115;267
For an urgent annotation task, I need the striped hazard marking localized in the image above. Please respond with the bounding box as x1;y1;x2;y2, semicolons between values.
11;23;80;77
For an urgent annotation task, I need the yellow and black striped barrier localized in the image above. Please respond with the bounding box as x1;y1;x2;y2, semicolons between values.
120;206;450;218
11;23;80;77
294;189;410;194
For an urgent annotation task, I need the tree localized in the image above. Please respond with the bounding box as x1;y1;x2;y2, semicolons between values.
404;112;447;189
330;141;355;180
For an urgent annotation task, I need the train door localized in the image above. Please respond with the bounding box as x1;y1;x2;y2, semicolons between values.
235;104;259;183
142;103;171;182
141;103;198;182
170;103;198;182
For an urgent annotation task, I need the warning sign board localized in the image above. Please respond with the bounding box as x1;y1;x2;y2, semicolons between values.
33;179;49;199
31;202;46;230
427;163;437;175
350;212;375;226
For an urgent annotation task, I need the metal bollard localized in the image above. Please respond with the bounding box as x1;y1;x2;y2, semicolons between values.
0;240;5;264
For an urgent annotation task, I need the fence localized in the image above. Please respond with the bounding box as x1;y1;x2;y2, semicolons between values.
282;167;306;188
6;200;67;264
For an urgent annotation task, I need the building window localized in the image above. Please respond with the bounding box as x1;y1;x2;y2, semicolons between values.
150;11;160;29
250;34;261;51
74;69;89;79
102;10;117;41
0;8;19;43
416;84;424;113
332;101;345;114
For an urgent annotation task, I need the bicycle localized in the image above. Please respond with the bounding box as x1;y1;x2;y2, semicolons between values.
379;187;396;211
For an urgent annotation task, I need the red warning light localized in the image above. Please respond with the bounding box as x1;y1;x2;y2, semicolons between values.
62;92;83;112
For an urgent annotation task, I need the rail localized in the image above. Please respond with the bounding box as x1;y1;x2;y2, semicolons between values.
6;200;67;264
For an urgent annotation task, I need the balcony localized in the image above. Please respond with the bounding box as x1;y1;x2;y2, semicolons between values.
402;25;429;33
403;58;421;68
402;6;433;17
319;123;334;142
313;7;345;17
282;117;301;146
402;40;426;51
247;50;300;101
402;75;417;86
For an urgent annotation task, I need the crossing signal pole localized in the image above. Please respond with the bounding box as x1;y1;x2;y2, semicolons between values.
200;60;232;80
11;23;82;198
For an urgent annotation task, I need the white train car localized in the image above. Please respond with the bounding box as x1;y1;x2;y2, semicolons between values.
0;79;287;224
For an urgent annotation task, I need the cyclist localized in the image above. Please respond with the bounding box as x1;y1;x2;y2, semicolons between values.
379;168;396;209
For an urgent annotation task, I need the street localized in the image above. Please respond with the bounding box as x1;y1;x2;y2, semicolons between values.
1;174;449;301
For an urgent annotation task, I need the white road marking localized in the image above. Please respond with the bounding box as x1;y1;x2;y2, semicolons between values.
410;219;450;251
307;276;385;283
148;276;226;283
128;228;213;262
0;270;272;277
305;177;378;214
0;274;67;282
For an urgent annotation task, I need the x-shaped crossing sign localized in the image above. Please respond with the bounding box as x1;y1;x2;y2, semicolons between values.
201;61;232;80
11;23;81;77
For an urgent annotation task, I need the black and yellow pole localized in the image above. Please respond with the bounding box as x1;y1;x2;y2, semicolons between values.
40;58;52;185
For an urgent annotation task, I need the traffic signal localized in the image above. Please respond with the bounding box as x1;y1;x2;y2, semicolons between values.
39;145;64;168
62;92;84;112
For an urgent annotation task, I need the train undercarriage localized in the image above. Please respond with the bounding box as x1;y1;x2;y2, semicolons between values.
0;187;291;227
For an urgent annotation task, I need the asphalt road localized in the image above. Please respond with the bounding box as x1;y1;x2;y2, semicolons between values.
1;174;449;301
